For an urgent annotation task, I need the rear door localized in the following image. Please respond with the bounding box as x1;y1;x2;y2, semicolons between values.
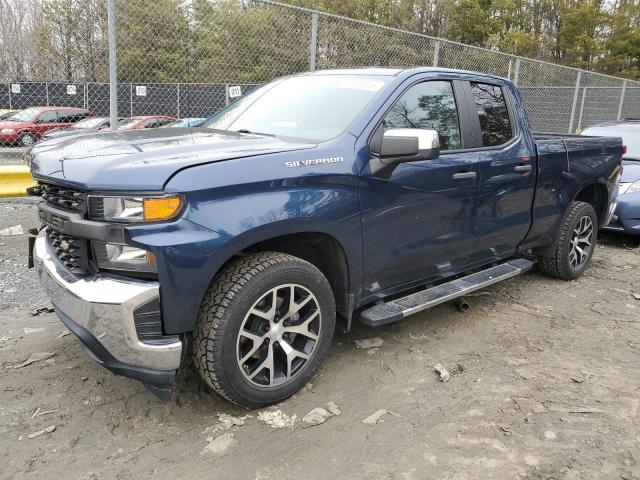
360;78;483;296
54;109;83;130
466;81;536;258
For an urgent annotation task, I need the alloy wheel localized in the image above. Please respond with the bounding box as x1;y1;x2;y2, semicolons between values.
20;134;36;147
236;283;320;387
569;215;593;269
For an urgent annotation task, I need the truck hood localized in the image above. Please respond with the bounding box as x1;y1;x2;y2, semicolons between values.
29;128;315;191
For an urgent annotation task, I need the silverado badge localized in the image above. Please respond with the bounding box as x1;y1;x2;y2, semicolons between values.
284;156;344;168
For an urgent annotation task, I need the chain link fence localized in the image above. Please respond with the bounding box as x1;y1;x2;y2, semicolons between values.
1;0;639;133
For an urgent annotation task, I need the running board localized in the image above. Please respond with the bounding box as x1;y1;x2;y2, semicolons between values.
360;258;534;326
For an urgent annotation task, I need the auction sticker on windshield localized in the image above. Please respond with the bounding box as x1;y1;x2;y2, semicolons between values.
338;79;384;91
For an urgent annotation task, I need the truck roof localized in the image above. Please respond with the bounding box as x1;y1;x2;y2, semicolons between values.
303;66;508;83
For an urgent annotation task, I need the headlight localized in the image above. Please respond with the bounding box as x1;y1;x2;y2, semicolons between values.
93;241;157;273
0;128;15;133
88;195;183;222
623;180;640;194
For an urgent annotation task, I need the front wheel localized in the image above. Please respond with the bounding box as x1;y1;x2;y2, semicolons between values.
193;252;336;408
537;201;598;280
18;131;37;147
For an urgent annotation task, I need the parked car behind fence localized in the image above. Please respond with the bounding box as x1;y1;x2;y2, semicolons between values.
0;109;19;121
0;106;94;147
161;118;207;128
103;115;176;132
42;116;119;141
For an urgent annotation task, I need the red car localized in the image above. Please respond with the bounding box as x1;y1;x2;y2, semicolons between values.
0;106;94;147
101;115;177;131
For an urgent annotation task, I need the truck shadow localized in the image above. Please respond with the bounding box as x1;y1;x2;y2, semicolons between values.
599;230;640;249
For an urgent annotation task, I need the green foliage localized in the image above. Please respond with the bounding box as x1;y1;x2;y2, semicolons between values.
32;0;107;81
116;0;190;83
284;0;640;80
21;0;640;82
191;0;309;83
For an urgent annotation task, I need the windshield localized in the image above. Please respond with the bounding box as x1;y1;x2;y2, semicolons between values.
6;107;41;122
203;75;391;142
72;117;106;129
583;126;640;160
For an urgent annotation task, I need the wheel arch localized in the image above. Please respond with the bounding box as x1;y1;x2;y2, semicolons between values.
531;180;607;258
573;181;608;227
217;230;355;332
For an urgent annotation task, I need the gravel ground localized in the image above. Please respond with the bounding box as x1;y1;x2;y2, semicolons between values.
0;198;44;312
1;197;639;480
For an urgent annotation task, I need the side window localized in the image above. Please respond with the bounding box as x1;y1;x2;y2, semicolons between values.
71;112;90;122
58;110;81;123
470;82;513;147
38;110;58;123
156;118;173;126
144;119;159;128
383;81;461;151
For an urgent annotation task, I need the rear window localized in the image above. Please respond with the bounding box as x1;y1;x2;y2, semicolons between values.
470;82;513;147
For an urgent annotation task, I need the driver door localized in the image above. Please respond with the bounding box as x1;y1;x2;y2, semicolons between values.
359;79;482;297
33;110;59;136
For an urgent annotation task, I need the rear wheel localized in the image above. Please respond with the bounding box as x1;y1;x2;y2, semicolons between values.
193;252;335;408
537;201;597;280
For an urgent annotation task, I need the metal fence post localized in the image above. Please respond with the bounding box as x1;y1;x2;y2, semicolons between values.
129;83;133;117
568;71;581;133
176;83;180;118
45;82;50;106
513;58;521;86
433;40;440;67
617;80;627;121
309;13;318;71
577;86;587;132
107;0;118;128
8;83;12;109
225;84;230;106
507;60;512;81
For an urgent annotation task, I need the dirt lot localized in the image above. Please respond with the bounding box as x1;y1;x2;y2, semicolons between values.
1;197;639;480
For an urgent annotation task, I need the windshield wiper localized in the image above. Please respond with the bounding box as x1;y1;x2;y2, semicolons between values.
234;128;275;137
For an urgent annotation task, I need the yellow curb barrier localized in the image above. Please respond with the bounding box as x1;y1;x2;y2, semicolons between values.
0;165;36;198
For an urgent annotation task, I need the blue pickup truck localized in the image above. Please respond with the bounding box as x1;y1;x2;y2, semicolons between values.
28;68;623;407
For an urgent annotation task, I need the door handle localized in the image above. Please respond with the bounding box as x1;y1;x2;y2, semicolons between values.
452;171;477;180
514;165;532;173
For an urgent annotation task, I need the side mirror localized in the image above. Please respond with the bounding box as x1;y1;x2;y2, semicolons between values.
370;128;440;177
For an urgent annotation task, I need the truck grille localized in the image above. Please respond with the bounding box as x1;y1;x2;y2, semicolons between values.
41;184;87;214
46;228;90;274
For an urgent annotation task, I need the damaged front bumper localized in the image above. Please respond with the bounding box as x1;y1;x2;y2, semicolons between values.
33;233;183;396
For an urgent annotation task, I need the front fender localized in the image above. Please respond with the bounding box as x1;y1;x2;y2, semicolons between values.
128;176;362;335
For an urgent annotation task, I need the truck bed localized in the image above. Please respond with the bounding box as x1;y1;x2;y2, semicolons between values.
521;132;623;252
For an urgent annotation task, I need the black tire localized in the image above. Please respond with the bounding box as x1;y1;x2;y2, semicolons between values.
193;252;336;408
537;201;598;280
18;131;37;147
